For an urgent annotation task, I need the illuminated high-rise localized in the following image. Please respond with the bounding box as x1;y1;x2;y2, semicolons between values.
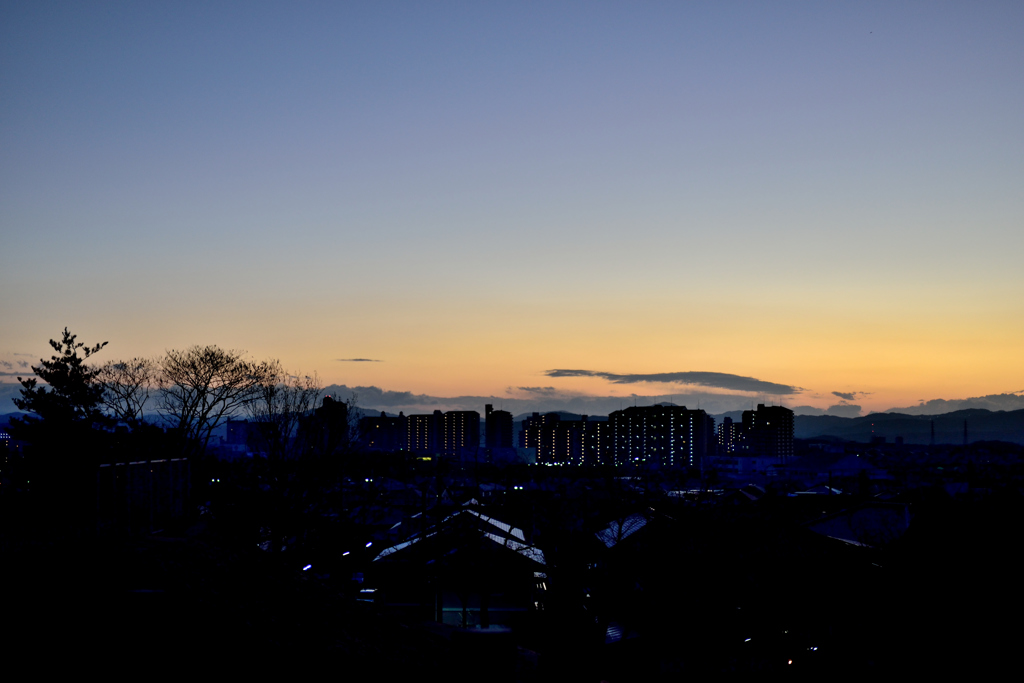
609;405;713;469
443;410;480;455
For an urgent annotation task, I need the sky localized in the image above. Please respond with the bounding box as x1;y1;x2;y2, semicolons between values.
2;1;1022;416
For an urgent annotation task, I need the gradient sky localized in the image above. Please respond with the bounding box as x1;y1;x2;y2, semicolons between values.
2;1;1022;415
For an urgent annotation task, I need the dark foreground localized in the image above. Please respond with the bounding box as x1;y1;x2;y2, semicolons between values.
5;487;1023;681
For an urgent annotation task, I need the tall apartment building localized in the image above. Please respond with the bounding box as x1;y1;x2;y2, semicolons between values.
739;404;794;459
485;404;514;449
407;410;443;454
717;416;743;454
609;405;714;469
519;412;562;453
298;395;350;456
709;404;795;479
519;412;608;466
443;410;480;455
360;411;406;451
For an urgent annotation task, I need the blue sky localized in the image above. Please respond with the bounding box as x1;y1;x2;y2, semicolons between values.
3;2;1022;413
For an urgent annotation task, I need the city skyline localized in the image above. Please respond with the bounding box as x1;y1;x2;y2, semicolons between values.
2;3;1022;415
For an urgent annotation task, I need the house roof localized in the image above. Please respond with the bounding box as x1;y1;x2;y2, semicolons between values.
596;513;649;549
373;507;544;566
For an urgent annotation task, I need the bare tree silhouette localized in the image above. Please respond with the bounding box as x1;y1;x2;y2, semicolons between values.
158;345;274;459
95;357;157;424
246;362;321;463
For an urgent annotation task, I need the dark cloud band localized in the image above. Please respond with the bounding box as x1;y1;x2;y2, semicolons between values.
544;369;800;395
336;358;382;362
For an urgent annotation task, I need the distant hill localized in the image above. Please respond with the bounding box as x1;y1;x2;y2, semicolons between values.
794;409;1024;445
711;410;745;424
512;410;608;422
883;392;1024;415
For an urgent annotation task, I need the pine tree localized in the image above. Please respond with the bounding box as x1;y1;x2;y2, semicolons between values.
12;327;108;430
7;329;111;531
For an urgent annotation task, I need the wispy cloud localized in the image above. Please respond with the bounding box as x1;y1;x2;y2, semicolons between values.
833;390;870;401
335;358;383;362
1;354;32;370
545;369;800;395
509;386;560;396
